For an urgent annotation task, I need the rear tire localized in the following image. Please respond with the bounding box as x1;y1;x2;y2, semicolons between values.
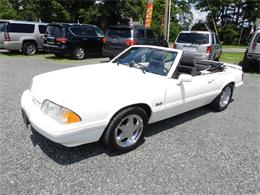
22;41;37;55
102;107;148;153
72;47;85;60
210;84;233;111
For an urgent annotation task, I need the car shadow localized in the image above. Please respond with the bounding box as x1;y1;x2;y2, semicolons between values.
30;105;215;165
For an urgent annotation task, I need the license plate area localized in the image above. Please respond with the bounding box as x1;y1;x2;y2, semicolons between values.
183;46;197;52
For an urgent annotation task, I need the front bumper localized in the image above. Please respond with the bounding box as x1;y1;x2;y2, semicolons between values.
21;90;107;147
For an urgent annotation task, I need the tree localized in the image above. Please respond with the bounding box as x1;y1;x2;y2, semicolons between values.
194;0;259;45
0;0;17;19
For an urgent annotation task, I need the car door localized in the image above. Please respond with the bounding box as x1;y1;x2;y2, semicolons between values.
84;26;103;55
163;73;219;119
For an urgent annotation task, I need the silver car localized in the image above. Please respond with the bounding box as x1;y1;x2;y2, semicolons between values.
243;28;260;72
173;31;222;64
0;20;47;55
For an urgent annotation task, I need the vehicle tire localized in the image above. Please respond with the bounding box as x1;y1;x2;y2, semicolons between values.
210;84;233;111
242;56;250;72
72;47;85;60
102;107;148;153
22;41;37;55
54;53;64;58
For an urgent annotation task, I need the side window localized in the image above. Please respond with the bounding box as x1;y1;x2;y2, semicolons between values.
7;23;35;33
94;27;104;37
69;26;82;36
85;27;97;36
216;35;220;44
146;29;154;38
134;29;145;38
257;35;260;43
211;34;216;44
38;25;47;34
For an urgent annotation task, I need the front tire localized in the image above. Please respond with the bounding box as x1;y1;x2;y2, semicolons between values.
22;41;37;55
72;47;85;60
210;84;233;111
102;107;148;153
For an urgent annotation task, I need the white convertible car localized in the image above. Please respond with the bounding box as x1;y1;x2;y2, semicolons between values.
21;45;243;152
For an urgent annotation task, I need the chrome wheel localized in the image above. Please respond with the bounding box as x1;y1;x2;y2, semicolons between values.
23;42;36;55
219;86;232;108
114;114;144;148
75;47;85;59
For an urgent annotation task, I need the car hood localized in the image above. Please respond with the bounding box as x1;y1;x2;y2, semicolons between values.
31;63;166;115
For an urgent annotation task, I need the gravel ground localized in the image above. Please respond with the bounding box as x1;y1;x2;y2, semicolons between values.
0;53;259;194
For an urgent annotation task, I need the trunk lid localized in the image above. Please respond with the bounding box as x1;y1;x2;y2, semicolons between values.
104;27;133;51
44;25;66;46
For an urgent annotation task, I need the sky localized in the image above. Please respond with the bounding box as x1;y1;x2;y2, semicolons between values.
191;5;208;24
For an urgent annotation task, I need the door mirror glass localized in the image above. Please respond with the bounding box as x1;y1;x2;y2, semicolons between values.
177;74;192;85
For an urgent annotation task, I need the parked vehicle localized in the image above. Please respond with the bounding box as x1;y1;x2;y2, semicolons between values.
21;45;243;152
43;23;104;60
242;28;260;72
0;20;47;55
102;25;168;59
173;31;222;63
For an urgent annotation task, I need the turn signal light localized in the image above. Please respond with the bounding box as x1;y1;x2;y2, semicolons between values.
4;32;10;41
102;37;107;44
125;39;137;46
64;111;81;124
206;46;212;54
252;42;257;50
56;37;68;44
173;43;176;48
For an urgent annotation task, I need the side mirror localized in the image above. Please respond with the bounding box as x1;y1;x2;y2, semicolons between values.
177;74;192;85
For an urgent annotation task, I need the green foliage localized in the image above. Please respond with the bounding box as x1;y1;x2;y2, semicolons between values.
0;0;16;19
0;0;192;42
194;0;259;45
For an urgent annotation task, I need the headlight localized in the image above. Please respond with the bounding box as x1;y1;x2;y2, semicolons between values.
41;100;81;124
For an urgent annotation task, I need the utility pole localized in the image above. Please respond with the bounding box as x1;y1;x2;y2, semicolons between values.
163;0;169;41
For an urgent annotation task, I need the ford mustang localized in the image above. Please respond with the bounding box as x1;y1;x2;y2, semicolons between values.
21;45;243;152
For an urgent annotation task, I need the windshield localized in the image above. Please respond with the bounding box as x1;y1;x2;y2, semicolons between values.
46;25;65;37
177;33;209;44
113;47;177;76
107;27;131;38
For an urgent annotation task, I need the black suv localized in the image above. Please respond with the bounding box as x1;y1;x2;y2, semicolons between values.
102;25;168;59
43;23;104;60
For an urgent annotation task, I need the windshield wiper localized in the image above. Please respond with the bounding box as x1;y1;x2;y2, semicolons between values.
128;60;146;73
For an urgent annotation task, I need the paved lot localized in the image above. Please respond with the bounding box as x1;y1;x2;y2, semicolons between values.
0;52;259;194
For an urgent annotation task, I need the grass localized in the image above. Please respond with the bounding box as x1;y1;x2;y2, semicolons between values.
222;45;246;49
220;52;244;64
